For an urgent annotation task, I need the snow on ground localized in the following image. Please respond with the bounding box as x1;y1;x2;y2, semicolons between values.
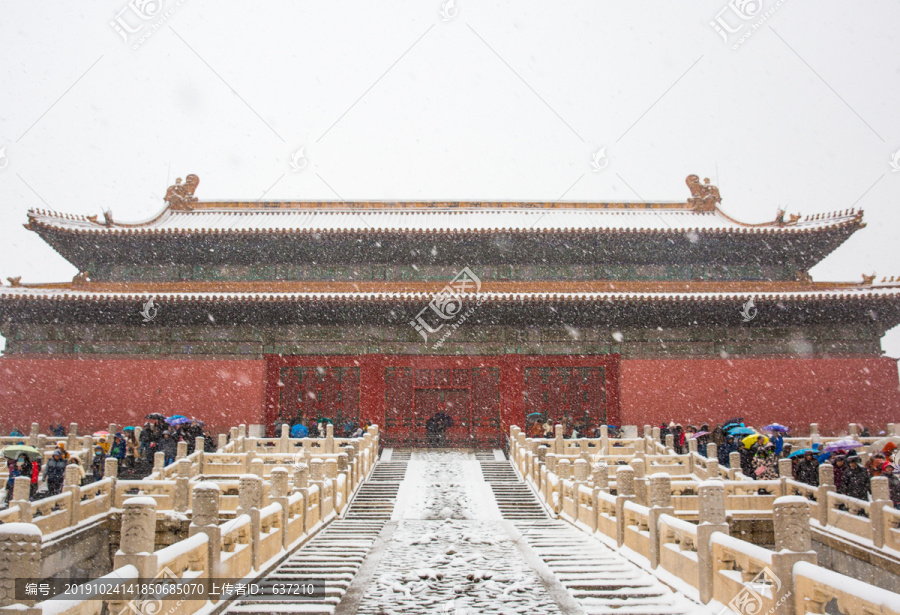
356;450;562;615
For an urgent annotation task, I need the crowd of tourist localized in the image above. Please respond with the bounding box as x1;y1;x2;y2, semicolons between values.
522;415;900;509
2;415;218;505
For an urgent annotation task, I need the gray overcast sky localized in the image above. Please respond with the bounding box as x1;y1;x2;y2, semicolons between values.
1;1;899;355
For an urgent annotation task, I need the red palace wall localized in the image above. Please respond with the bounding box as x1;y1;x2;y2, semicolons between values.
0;356;267;433
0;354;897;436
619;356;900;434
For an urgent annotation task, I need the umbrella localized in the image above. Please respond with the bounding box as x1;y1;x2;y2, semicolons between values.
690;431;710;439
123;426;135;431
167;414;188;421
867;436;900;454
290;424;309;438
192;419;205;426
526;412;544;419
93;431;109;436
729;427;756;436
145;413;166;420
763;424;790;433
167;417;192;426
723;421;744;431
742;434;768;449
790;448;817;458
823;438;863;452
2;445;43;461
315;418;334;425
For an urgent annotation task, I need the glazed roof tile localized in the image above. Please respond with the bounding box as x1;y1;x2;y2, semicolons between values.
2;280;899;303
25;201;864;235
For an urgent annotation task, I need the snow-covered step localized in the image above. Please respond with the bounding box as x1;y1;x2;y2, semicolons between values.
220;519;386;615
479;460;549;520
514;520;698;615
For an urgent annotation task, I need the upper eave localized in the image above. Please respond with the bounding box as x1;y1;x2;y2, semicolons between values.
2;278;900;303
23;201;866;236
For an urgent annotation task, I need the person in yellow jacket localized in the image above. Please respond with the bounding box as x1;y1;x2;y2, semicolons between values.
97;436;111;454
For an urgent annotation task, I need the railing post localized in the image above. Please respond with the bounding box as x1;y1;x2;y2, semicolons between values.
615;466;635;548
648;473;674;569
104;457;118;507
816;464;834;526
176;440;188;460
631;458;647;506
64;464;82;524
278;424;289;454
809;423;820;445
0;523;42;606
237;474;263;570
325;423;335;454
292;462;310;533
772;496;817;615
555;424;565;455
729;451;741;477
269;467;291;548
10;477;32;522
153;451;165;474
848;423;858;437
189;482;222;582
778;458;793;496
573;459;589;526
665;434;674;452
600;424;609;456
591;462;608;534
706;442;717;462
28;422;39;447
697;480;729;604
114;497;159;578
194;437;205;463
218;433;228;451
324;458;339;513
870;476;891;549
652;426;661;445
67;422;79;452
174;458;191;513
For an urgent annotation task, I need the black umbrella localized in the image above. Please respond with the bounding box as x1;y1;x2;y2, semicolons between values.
146;413;166;420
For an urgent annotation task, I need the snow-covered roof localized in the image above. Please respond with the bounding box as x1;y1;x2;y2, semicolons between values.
25;201;864;235
2;282;899;303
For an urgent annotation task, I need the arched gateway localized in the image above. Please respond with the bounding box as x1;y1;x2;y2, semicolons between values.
1;174;899;439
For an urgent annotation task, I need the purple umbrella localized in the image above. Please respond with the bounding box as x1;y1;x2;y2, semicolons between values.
823;438;863;452
763;424;790;433
690;431;710;438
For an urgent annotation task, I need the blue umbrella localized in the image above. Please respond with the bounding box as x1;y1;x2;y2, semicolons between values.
168;417;191;426
526;413;544;419
167;415;188;422
290;424;309;438
729;427;756;436
790;448;817;458
723;422;744;431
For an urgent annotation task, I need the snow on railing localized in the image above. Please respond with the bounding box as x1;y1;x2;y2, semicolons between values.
509;424;900;615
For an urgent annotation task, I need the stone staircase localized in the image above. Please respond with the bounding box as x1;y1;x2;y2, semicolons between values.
220;519;384;615
481;460;549;520
219;451;406;615
515;520;697;615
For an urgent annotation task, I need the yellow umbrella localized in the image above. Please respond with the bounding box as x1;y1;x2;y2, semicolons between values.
742;434;769;449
